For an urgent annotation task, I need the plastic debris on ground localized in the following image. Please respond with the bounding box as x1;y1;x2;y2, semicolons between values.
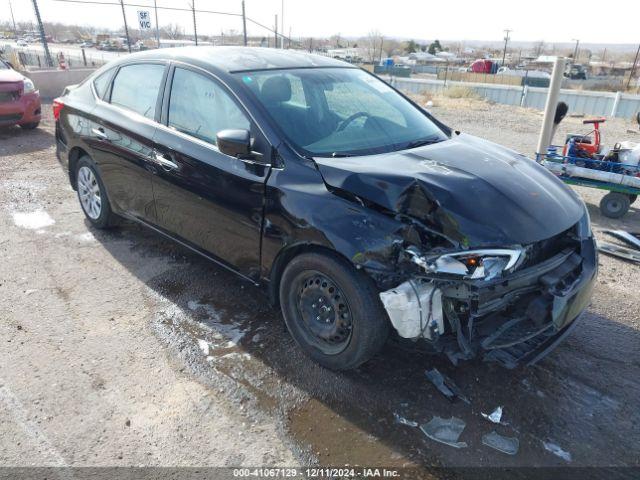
393;412;418;428
425;368;470;404
543;441;572;462
482;431;519;455
419;416;468;449
602;230;640;251
481;406;503;424
597;242;640;264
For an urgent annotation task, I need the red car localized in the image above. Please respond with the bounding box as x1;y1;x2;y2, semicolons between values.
0;59;41;130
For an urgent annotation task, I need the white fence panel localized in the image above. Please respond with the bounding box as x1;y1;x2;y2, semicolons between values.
389;76;640;119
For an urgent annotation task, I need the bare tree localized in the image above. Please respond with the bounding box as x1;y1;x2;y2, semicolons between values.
161;23;184;40
361;30;383;63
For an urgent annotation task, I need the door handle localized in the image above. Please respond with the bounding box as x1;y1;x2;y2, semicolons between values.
151;151;179;171
91;127;108;141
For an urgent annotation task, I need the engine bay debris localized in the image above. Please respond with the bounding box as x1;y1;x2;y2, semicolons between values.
419;416;468;449
425;368;470;404
482;431;519;455
481;406;503;424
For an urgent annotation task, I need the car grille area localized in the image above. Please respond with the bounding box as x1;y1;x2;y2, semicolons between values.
0;91;20;103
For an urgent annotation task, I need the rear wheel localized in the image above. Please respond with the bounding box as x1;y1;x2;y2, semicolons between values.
75;156;118;228
279;252;390;370
600;192;630;219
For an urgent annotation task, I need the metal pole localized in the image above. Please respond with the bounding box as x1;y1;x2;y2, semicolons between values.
536;57;566;157
501;29;511;66
119;0;131;53
572;39;579;62
626;43;640;90
9;0;18;38
191;1;198;46
154;0;160;48
274;14;278;49
30;0;53;67
241;0;247;46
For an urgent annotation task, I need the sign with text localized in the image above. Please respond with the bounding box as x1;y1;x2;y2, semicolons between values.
137;10;152;30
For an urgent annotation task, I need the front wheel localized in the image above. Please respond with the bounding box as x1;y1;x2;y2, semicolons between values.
279;252;390;370
599;192;630;219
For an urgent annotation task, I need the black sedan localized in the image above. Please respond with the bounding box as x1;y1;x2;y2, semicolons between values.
54;47;597;370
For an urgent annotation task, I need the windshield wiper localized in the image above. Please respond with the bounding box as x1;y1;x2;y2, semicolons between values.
331;152;354;158
403;136;444;150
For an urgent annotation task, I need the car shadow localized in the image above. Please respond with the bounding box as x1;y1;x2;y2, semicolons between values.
90;220;640;474
0;124;55;156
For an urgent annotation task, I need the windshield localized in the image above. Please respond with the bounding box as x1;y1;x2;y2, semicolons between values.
236;67;448;157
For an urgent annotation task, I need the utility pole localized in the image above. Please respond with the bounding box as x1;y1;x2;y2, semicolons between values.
153;0;160;48
241;0;247;46
31;0;53;67
627;43;640;90
280;0;284;49
572;39;580;62
119;0;131;53
8;0;18;38
501;29;511;66
274;14;278;49
191;1;198;46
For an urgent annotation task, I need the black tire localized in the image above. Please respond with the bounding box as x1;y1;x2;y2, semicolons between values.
599;192;630;219
75;156;118;229
19;121;39;130
629;194;637;205
279;252;390;370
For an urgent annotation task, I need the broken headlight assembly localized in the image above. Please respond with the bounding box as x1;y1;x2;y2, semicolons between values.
412;248;524;281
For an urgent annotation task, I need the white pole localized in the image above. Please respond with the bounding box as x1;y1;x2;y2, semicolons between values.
536;56;566;158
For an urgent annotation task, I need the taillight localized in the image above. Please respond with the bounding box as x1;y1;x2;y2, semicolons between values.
52;98;64;121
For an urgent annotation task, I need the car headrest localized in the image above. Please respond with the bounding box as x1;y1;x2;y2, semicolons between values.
260;75;291;105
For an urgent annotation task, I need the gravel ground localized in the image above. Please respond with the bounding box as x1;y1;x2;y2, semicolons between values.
0;99;639;477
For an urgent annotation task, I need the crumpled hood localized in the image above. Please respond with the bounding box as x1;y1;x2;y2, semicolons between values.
314;134;584;247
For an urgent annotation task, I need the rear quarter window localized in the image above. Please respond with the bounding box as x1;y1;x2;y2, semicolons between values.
92;68;114;99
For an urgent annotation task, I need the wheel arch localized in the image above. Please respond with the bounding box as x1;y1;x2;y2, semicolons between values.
67;146;91;189
267;242;356;307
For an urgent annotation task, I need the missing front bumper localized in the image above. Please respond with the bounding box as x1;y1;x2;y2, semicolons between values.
380;237;597;368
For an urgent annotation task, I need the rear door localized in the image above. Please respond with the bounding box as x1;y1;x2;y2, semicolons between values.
151;65;271;279
88;62;167;222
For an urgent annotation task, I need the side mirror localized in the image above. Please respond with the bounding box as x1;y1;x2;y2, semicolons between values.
217;129;251;158
636;111;640;128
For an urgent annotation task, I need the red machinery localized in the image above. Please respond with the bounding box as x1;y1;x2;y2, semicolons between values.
562;117;606;157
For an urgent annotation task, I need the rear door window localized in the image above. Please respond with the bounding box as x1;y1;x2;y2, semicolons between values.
167;67;250;146
110;63;165;119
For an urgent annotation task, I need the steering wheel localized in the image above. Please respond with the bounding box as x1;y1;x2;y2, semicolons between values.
336;112;371;132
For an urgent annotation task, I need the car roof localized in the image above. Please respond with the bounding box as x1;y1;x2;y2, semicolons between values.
115;46;354;73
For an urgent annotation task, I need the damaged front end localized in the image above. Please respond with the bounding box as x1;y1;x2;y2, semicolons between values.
313;134;597;368
379;215;597;368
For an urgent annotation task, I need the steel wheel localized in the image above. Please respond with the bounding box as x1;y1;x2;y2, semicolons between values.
294;271;354;355
77;166;102;220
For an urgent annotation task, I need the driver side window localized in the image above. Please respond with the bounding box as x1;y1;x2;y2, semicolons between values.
168;68;250;145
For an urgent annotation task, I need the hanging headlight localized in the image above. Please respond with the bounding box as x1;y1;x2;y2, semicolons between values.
412;248;523;281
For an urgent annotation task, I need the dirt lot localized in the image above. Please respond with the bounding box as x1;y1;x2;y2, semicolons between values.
1;99;639;477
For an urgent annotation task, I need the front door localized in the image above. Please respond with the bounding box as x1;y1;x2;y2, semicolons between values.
151;65;271;279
